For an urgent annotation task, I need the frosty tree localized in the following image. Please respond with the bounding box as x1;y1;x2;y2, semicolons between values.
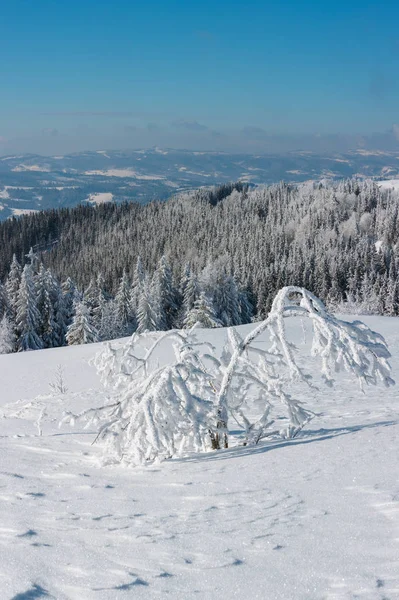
184;291;221;329
66;300;98;345
114;271;136;336
0;314;16;354
63;287;394;466
0;282;9;320
6;254;21;318
16;265;43;352
136;279;161;333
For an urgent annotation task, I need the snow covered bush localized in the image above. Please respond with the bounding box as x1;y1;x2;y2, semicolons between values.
62;287;394;466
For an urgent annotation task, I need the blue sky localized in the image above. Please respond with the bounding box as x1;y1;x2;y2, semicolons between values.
1;0;399;154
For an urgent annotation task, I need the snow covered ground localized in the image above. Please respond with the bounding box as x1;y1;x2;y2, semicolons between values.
378;179;399;191
1;317;398;599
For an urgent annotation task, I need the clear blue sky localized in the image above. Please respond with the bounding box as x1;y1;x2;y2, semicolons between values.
1;0;399;154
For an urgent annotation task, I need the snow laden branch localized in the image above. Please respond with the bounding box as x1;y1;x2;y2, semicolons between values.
62;287;395;466
212;286;394;446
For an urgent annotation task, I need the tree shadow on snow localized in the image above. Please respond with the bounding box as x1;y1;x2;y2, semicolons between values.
11;584;50;600
179;420;398;464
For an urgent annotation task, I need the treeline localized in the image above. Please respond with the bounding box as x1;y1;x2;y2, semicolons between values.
0;250;252;353
0;179;399;351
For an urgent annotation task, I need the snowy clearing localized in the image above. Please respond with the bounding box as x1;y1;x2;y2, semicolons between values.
86;192;114;205
0;317;398;599
378;179;399;191
10;208;40;217
11;164;51;172
84;169;165;180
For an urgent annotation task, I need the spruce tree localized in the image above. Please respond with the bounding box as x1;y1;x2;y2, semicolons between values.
154;255;179;329
66;300;99;345
0;314;16;354
0;282;9;320
62;277;79;328
114;271;136;336
136;280;159;333
16;265;43;351
183;292;221;329
6;254;21;318
131;256;146;313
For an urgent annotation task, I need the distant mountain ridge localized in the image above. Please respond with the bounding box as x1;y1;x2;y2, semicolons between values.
1;147;399;220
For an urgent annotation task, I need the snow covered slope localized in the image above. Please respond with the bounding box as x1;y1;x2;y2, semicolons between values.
0;317;398;599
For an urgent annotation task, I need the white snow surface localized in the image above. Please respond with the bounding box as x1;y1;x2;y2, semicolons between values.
10;208;40;217
378;179;399;191
0;317;398;599
11;164;51;172
86;192;114;205
84;169;165;180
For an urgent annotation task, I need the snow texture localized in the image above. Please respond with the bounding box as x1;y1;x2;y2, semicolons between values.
0;316;398;599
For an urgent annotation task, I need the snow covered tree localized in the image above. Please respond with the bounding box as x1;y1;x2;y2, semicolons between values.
66;300;98;345
63;287;395;466
83;277;99;318
201;262;241;326
0;282;9;319
62;277;79;328
6;254;21;317
93;273;109;334
179;262;192;297
35;265;67;348
47;270;68;347
114;271;136;336
0;314;16;354
217;274;241;326
25;247;40;273
238;286;253;324
153;255;179;329
136;280;160;333
183;270;200;316
131;256;146;313
183;291;221;329
99;299;120;341
37;267;57;348
15;265;43;351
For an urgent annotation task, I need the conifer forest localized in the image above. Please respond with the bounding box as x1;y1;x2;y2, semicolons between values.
1;178;398;352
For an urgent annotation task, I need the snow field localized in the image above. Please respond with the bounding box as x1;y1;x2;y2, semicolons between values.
0;317;398;599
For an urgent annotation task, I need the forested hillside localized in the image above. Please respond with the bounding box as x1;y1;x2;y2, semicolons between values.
1;178;399;352
1;149;399;220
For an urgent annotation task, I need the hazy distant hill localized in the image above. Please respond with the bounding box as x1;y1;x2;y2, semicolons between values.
1;147;399;220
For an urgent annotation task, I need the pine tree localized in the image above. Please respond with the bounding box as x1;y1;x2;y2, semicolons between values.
47;270;68;347
25;247;40;273
93;273;109;333
238;287;253;324
150;273;167;331
83;278;98;318
114;271;136;336
154;255;179;329
0;314;16;354
99;299;119;341
16;265;43;351
179;262;192;297
0;282;9;319
136;280;160;333
131;256;146;313
66;300;99;345
6;254;21;318
184;292;221;329
183;271;200;315
214;274;241;326
62;277;79;328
